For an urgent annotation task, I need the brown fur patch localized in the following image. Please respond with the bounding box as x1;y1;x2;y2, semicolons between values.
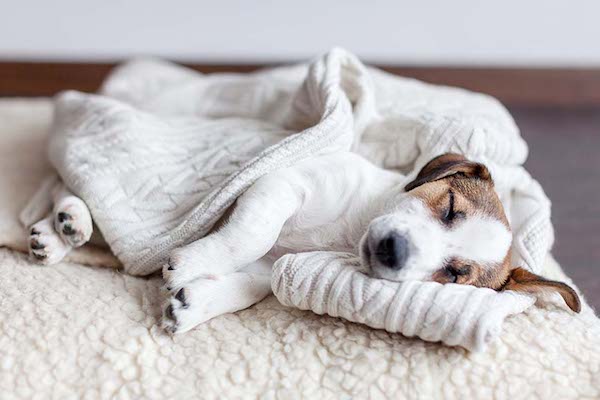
409;176;509;229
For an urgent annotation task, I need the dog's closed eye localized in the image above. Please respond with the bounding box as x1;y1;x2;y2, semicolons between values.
442;190;465;225
445;263;472;283
432;261;473;284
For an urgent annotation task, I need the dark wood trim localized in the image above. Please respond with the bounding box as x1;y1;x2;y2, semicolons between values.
1;61;600;107
380;67;600;108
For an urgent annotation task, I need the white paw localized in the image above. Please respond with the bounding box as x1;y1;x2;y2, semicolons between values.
53;197;93;247
161;267;272;335
162;247;218;291
28;217;72;265
161;280;222;334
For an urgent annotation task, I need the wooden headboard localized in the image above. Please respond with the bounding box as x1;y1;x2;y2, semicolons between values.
1;61;599;107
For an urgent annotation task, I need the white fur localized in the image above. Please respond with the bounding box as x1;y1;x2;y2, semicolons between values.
28;214;72;265
163;259;272;334
445;214;512;265
25;153;511;334
26;179;93;265
161;153;404;332
51;184;93;247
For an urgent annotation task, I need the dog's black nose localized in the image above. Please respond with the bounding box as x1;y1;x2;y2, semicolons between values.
375;232;409;269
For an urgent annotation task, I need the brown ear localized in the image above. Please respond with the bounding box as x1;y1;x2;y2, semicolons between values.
405;153;492;191
502;267;581;313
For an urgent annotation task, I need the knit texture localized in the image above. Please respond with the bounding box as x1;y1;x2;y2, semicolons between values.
272;252;535;351
26;48;554;350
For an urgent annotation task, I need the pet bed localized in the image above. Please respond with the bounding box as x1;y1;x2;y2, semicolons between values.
0;93;599;400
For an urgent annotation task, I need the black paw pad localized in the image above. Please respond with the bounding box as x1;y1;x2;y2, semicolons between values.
30;240;45;250
175;288;188;307
165;324;178;335
57;212;72;223
165;304;176;321
32;252;47;260
62;224;76;236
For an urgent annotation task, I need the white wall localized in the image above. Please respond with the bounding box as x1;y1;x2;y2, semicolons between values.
2;0;599;66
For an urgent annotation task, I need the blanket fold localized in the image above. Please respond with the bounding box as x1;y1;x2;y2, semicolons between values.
32;48;555;350
272;251;535;352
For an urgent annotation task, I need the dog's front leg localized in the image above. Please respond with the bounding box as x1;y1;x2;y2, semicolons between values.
162;259;272;334
163;174;300;290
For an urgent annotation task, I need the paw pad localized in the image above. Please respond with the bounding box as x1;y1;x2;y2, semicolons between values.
53;205;92;248
32;252;47;261
175;288;188;308
30;239;45;250
62;224;75;236
57;212;72;223
165;304;176;320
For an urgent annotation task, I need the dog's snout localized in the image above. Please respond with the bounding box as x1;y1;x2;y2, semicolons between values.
374;232;409;269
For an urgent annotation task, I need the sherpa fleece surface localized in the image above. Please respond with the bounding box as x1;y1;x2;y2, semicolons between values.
0;98;599;400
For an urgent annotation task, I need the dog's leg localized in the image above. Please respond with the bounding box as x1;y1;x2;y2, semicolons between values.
50;183;93;248
162;259;272;334
163;175;299;290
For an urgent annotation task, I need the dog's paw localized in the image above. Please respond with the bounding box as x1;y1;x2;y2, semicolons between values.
162;248;217;292
161;279;225;334
162;287;206;335
53;197;93;247
28;217;72;265
161;287;190;334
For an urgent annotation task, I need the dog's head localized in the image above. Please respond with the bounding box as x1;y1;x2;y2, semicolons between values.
360;153;580;313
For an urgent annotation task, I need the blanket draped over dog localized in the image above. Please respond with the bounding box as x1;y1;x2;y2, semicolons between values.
30;48;554;351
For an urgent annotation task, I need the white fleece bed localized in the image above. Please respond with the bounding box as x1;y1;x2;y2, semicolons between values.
1;100;600;399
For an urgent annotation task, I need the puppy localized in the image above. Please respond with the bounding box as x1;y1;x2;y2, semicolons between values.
26;153;581;333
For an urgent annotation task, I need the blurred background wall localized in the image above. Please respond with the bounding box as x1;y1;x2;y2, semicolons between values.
1;0;599;66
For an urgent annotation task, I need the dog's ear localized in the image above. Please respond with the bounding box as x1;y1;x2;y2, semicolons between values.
501;267;581;313
405;153;492;191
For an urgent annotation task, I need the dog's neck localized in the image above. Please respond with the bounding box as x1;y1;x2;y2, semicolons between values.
271;157;409;256
337;170;410;253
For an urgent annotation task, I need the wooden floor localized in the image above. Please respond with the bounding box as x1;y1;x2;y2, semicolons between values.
511;106;600;312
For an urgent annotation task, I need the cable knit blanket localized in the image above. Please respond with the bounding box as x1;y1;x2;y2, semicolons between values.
48;48;550;276
272;252;535;351
24;49;559;351
1;99;599;399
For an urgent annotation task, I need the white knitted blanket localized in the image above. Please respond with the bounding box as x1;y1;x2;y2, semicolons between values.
272;252;535;351
40;49;553;351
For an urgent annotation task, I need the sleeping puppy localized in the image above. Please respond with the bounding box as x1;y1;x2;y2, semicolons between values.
26;153;581;334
